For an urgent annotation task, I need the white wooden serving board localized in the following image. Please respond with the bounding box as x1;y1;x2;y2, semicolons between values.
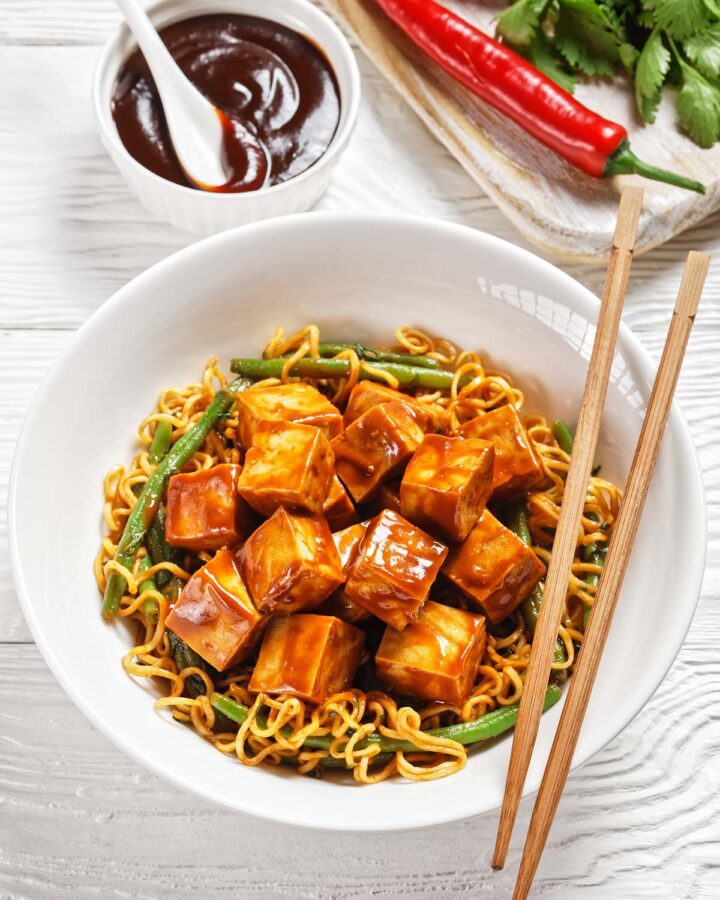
326;0;720;262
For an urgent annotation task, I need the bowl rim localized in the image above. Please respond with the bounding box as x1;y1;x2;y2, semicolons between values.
9;212;707;831
92;0;362;203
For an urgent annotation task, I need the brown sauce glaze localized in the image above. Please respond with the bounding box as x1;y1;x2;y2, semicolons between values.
112;14;340;192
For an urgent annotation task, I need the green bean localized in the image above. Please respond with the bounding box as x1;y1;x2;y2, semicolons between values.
314;342;441;369
231;357;458;390
582;540;608;628
146;504;176;588
148;421;173;464
210;685;561;755
552;419;575;455
167;631;214;700
136;555;159;621
506;501;567;676
102;376;253;619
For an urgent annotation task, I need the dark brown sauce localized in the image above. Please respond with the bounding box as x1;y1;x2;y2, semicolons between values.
111;14;341;192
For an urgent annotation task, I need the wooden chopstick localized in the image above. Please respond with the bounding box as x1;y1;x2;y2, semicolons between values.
511;250;709;900
492;185;645;870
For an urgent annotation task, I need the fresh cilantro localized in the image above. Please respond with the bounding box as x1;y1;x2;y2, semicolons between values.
555;0;621;76
528;30;579;91
642;0;709;41
675;59;720;146
495;0;720;146
635;27;671;121
497;0;551;48
619;41;640;72
684;24;720;77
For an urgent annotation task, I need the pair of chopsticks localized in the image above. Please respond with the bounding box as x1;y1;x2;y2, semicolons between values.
490;185;709;898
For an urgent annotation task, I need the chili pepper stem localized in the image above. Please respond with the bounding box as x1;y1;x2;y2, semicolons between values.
605;141;705;194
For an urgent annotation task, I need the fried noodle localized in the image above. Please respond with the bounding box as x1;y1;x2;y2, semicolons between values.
95;327;621;783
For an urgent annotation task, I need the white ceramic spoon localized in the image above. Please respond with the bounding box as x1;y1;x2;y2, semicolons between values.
115;0;230;189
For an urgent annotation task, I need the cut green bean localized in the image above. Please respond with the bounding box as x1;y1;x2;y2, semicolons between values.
315;342;441;369
582;541;608;628
553;419;575;455
146;504;176;588
102;376;253;619
210;684;561;755
506;501;567;675
148;421;173;464
136;555;159;621
231;357;457;390
168;631;214;700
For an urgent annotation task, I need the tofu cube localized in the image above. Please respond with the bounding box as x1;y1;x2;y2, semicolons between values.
400;434;495;541
458;405;543;501
237;420;334;517
332;402;424;503
165;549;264;671
240;508;344;615
318;521;371;624
343;381;449;434
344;509;448;630
376;481;402;514
165;464;254;551
322;474;358;531
248;614;365;705
375;600;486;704
443;510;544;624
235;382;343;448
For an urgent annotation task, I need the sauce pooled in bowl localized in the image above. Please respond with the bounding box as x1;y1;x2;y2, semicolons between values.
111;14;341;193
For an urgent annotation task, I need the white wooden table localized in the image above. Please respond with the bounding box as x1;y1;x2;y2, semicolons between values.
1;4;718;897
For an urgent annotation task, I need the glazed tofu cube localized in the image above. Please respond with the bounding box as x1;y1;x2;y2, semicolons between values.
165;464;254;551
322;474;358;531
400;434;495;541
249;614;365;705
332;402;424;503
443;510;544;624
240;508;344;615
165;549;264;671
375;600;486;704
458;405;543;501
237;420;334;517
377;481;402;514
318;521;371;624
345;510;448;630
235;383;343;449
343;381;449;434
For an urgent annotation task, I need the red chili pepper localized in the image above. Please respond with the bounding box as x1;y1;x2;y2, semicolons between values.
373;0;705;193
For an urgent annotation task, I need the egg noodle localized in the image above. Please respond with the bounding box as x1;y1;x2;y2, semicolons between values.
94;327;620;783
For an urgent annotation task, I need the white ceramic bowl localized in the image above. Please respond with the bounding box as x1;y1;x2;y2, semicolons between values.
93;0;361;234
10;215;705;832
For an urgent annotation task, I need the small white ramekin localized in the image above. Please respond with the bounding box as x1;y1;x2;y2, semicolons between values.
93;0;361;234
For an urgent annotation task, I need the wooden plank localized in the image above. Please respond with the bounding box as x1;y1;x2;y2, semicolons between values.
0;640;718;897
327;0;720;261
1;46;720;329
1;1;120;46
0;330;71;643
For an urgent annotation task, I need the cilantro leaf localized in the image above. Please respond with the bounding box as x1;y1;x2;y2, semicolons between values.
554;0;621;76
703;0;720;18
635;27;671;122
527;31;579;91
497;0;551;48
676;61;720;146
619;41;640;73
684;25;720;79
642;0;709;41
